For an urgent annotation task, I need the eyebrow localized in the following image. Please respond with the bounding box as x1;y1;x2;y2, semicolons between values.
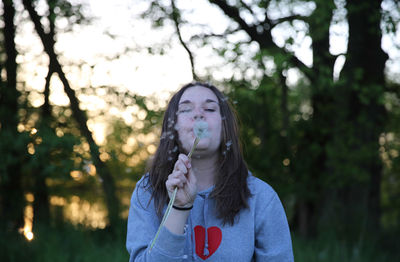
179;99;218;105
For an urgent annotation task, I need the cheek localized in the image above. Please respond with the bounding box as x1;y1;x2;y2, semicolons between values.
211;119;222;140
176;118;191;139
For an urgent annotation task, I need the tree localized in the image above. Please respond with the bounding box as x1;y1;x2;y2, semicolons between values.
21;0;121;230
0;0;26;232
139;0;400;237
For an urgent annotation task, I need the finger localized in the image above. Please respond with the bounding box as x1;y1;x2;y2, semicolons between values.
173;156;186;171
166;177;184;190
176;161;187;174
178;154;191;169
168;171;188;185
168;176;188;189
169;170;184;181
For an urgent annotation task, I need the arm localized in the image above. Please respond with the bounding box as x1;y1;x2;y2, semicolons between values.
126;154;197;262
126;179;187;262
254;192;294;262
164;154;197;235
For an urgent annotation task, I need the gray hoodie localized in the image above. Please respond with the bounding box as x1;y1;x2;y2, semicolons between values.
126;174;294;261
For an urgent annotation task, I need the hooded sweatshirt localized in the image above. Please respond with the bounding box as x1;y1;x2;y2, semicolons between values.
126;173;294;261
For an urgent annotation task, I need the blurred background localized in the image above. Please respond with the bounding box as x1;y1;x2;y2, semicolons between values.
1;0;400;261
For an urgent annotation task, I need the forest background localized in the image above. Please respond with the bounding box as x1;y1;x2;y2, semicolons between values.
1;0;400;261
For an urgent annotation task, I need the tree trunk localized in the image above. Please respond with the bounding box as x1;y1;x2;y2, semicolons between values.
22;0;121;229
294;0;335;236
0;0;25;232
32;67;53;226
32;0;58;228
339;0;388;235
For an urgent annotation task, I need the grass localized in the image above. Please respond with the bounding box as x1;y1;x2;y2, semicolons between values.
293;232;400;262
2;223;399;262
1;223;129;262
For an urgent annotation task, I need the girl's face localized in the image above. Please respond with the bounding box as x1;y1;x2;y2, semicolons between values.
175;86;222;157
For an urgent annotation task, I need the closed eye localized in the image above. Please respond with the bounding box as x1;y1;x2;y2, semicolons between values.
178;108;192;113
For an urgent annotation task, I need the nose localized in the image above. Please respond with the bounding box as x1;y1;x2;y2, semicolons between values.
194;115;204;120
193;107;204;120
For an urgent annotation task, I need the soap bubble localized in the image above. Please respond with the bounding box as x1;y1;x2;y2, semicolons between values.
172;145;178;152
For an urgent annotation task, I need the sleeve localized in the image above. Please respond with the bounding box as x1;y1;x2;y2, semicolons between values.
254;191;294;262
126;180;187;262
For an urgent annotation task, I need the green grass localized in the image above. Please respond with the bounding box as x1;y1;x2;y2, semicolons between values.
2;223;399;262
293;232;399;262
1;223;129;262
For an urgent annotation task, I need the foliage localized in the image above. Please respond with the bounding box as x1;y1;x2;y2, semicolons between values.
137;0;400;239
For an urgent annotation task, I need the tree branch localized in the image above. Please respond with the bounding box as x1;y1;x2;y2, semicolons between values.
209;0;313;80
239;0;255;16
171;0;198;80
189;28;241;41
270;14;308;29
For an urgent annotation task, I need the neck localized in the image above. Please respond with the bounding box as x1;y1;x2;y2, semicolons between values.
191;153;219;191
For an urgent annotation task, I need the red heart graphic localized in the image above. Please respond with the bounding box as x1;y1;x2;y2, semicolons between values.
194;226;222;260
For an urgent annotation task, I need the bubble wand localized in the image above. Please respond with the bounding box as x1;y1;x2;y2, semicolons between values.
149;121;209;252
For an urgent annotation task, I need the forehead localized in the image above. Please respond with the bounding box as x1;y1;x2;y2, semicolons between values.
179;86;218;103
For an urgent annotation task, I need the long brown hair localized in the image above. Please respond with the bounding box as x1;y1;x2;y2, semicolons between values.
144;82;250;225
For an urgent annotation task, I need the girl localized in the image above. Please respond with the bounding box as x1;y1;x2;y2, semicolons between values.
126;82;294;261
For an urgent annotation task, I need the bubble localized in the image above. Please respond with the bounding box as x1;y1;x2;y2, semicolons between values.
172;145;178;152
222;151;227;156
169;134;174;140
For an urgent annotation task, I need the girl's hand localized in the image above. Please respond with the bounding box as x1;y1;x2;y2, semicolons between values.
166;154;197;207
